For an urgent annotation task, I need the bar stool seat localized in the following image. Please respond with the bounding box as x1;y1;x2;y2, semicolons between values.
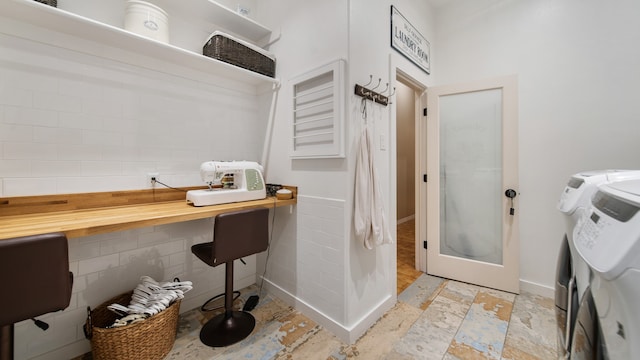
191;207;269;347
0;232;73;360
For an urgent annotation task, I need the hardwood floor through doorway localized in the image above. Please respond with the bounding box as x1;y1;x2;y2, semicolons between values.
397;218;423;294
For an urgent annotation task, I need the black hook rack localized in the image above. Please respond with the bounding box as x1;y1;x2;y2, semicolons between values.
354;75;395;106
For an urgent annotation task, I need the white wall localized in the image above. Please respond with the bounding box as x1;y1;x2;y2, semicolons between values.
433;0;640;290
255;0;349;197
255;0;436;342
253;0;353;338
346;0;434;337
0;32;265;196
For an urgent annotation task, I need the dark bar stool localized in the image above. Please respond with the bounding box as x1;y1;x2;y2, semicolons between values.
191;208;269;347
0;232;73;360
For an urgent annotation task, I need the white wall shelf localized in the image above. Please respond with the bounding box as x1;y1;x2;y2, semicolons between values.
152;0;271;43
0;0;278;87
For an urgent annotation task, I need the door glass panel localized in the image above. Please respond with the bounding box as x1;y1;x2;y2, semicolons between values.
439;89;503;265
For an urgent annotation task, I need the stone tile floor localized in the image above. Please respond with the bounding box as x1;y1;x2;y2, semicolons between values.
163;274;558;360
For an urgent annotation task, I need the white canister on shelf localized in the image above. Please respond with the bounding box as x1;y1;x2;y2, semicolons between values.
124;0;169;43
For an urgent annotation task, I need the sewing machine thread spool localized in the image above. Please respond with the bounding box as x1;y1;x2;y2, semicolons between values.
222;174;235;188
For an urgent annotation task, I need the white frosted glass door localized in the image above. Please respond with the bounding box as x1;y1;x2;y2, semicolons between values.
425;75;519;294
439;89;503;264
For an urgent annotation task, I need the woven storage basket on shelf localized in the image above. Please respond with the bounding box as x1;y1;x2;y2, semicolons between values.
203;32;275;78
84;291;181;360
33;0;57;7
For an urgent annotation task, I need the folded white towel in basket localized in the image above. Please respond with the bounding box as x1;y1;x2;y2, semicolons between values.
107;276;193;324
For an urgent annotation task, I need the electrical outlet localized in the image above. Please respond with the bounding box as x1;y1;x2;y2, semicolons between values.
147;172;159;186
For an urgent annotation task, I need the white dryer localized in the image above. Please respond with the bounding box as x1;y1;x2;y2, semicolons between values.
558;170;640;299
573;179;640;359
555;170;640;357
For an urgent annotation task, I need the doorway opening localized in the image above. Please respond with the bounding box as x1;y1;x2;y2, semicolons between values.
395;76;423;294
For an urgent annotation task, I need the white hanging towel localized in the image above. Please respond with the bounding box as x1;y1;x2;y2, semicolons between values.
354;124;393;249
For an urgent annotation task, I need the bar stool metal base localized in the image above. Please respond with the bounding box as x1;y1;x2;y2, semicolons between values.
199;310;255;347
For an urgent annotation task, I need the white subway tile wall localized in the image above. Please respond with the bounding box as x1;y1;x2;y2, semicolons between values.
0;32;265;196
1;31;266;359
296;195;346;324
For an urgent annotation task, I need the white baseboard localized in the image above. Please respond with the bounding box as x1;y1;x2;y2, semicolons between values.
520;279;554;298
345;294;395;344
261;277;395;344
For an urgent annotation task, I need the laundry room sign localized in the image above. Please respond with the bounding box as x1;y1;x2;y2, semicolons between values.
391;5;430;74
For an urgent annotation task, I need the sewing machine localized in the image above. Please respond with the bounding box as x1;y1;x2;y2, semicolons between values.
186;161;266;207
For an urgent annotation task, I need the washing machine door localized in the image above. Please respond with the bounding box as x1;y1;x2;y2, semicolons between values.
556;235;578;356
571;286;607;360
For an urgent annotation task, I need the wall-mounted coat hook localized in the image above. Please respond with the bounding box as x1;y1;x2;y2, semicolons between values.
385;86;396;104
387;86;396;97
355;83;373;100
370;78;382;91
373;83;391;105
362;75;373;87
355;75;390;106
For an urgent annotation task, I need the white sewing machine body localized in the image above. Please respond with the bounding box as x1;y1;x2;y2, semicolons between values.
186;161;266;207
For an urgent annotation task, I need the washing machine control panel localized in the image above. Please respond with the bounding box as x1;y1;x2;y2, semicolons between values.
574;188;640;280
559;171;640;214
575;212;611;251
558;175;598;215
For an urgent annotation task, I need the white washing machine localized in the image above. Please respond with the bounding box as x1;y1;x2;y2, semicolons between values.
573;179;640;359
555;170;640;357
569;285;603;360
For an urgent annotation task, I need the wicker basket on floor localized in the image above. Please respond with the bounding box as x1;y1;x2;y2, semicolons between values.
84;291;181;360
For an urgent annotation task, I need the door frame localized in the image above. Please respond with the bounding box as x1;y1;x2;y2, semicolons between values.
393;68;428;274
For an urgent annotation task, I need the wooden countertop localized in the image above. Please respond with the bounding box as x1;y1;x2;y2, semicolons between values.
0;187;296;241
